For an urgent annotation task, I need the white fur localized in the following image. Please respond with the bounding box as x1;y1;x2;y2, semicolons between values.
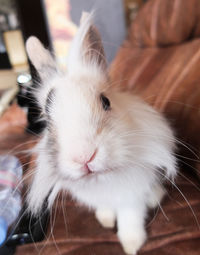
95;208;116;228
26;13;177;254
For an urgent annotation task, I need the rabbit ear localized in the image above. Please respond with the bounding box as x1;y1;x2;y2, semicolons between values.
26;36;57;80
67;12;107;74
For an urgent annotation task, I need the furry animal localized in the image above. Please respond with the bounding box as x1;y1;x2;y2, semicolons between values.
26;13;177;255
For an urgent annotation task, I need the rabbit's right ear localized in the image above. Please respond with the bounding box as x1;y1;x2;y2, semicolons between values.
26;36;57;81
67;12;107;74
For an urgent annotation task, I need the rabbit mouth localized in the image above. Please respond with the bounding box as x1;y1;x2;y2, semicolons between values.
61;166;112;181
82;167;112;178
85;164;93;174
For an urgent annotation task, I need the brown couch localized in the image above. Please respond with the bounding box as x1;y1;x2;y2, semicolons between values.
110;0;200;178
0;0;200;254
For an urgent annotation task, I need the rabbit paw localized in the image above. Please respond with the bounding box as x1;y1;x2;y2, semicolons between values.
95;209;115;228
118;230;146;255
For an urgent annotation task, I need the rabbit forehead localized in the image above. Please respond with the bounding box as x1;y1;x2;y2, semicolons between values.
47;74;104;136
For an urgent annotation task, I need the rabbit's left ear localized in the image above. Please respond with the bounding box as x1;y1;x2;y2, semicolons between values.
26;36;57;81
67;12;107;73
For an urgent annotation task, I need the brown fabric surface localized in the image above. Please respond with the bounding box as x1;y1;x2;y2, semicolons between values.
0;105;199;254
110;0;200;179
130;0;200;47
0;104;35;169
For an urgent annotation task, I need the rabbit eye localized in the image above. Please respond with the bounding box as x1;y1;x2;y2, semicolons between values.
100;93;111;111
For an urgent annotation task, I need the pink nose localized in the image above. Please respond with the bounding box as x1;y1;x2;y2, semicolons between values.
73;150;97;165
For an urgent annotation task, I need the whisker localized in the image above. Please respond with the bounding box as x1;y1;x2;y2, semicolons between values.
49;192;61;255
61;191;69;237
154;169;200;229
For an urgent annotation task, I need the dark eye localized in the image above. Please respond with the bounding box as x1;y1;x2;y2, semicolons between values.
100;93;111;111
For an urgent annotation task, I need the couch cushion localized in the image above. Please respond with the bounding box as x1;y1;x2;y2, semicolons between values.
110;1;200;178
130;0;200;47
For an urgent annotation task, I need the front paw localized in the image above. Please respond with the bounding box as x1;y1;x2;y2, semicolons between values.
118;230;146;255
95;209;115;228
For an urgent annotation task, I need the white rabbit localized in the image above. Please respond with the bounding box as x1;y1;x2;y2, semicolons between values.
26;13;177;255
